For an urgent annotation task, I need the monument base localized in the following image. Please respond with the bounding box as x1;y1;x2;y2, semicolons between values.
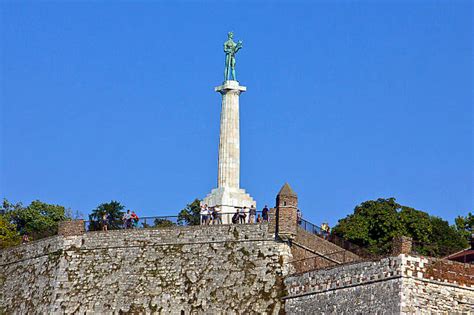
202;187;256;224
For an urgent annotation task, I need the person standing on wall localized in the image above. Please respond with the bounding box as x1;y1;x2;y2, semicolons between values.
297;208;302;225
102;213;109;231
262;205;269;222
213;206;222;225
239;207;247;224
249;205;256;223
205;205;212;225
131;211;139;228
232;208;240;224
200;204;208;225
123;210;132;229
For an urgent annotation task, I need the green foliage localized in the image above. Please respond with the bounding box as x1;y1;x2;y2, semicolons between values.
177;199;201;226
88;201;125;230
2;199;70;240
333;198;403;253
399;206;432;244
333;198;468;257
421;216;468;257
0;215;20;249
455;212;473;240
153;218;175;228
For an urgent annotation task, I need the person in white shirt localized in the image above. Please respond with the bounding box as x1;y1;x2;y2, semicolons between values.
206;205;212;225
200;205;208;225
213;206;222;224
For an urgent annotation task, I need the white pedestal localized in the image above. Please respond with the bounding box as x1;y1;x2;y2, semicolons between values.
202;187;256;224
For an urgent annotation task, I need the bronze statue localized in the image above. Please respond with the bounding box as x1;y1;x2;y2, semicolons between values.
224;32;243;81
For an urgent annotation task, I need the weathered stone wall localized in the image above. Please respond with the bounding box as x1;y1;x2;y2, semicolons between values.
290;227;360;273
285;256;404;314
284;254;474;314
4;224;472;315
0;224;292;314
401;255;474;313
392;235;412;255
0;235;66;314
58;220;85;237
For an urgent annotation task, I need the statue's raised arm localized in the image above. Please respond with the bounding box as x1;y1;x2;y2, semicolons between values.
224;32;243;81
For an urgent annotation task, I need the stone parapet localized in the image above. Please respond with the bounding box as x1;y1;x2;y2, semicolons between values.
58;220;85;237
0;224;292;314
392;236;412;255
284;254;474;314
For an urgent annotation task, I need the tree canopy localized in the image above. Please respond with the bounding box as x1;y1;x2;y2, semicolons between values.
88;200;125;230
178;199;201;226
1;199;71;243
455;212;473;240
332;198;469;257
0;215;20;249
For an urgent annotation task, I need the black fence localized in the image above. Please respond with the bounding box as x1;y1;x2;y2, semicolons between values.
84;215;182;231
298;218;322;235
84;210;267;231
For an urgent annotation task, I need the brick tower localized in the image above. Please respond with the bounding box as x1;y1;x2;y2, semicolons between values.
276;183;298;241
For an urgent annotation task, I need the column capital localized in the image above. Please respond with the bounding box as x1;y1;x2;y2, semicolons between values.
215;80;247;93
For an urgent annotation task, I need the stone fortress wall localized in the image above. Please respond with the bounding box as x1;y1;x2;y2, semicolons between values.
0;224;292;314
1;184;473;314
1;220;473;314
284;254;474;314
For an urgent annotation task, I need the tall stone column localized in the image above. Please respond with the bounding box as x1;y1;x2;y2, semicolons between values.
203;80;256;223
217;81;245;189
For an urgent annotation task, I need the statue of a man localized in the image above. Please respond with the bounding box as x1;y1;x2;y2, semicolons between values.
224;32;243;81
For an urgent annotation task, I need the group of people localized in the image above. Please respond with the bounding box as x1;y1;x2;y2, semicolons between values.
100;210;140;231
122;210;140;229
200;204;270;225
200;204;222;225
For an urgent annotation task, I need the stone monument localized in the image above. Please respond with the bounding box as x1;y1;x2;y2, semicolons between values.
202;32;256;223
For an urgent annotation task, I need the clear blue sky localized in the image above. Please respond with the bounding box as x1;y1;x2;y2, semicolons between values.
1;1;472;226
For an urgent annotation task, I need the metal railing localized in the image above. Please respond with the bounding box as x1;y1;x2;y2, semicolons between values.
84;210;268;231
298;218;322;235
84;215;182;231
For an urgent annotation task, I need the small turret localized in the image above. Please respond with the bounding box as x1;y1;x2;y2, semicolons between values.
275;183;298;241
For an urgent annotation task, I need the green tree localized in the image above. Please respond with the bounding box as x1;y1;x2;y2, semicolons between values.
455;212;473;241
88;201;125;230
4;199;70;240
178;199;201;226
0;215;20;249
333;198;404;254
333;198;468;257
399;206;432;244
153;218;175;228
422;216;468;257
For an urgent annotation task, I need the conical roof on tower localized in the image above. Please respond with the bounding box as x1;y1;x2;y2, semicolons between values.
277;183;297;197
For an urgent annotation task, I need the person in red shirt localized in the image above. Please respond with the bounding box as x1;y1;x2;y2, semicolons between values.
130;211;139;228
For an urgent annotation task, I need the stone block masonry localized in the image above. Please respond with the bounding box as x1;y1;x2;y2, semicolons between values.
2;220;472;314
0;224;292;314
284;254;474;314
290;227;360;273
58;220;85;236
